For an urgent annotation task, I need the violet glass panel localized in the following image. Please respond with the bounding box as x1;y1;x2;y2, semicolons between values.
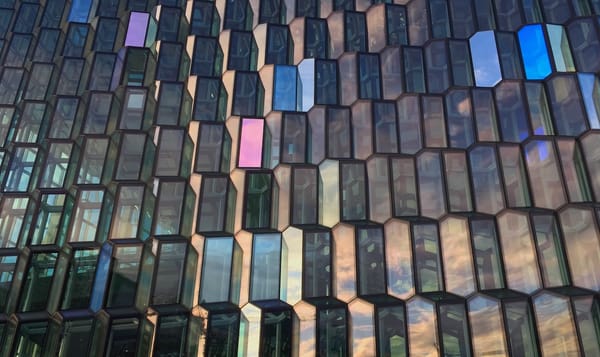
125;12;149;47
238;118;264;168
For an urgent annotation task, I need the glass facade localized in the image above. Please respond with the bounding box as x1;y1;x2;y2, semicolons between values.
0;0;599;356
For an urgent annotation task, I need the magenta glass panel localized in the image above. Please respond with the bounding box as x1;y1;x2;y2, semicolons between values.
125;12;149;47
239;118;264;168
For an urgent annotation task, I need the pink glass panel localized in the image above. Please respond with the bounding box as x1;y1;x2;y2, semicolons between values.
238;118;264;168
125;12;149;47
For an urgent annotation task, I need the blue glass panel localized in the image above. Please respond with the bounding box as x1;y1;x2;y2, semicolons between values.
273;65;297;111
90;243;112;312
68;0;93;23
518;24;552;80
298;59;314;111
469;31;502;87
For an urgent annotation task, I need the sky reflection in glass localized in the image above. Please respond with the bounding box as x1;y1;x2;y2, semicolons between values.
518;25;552;80
239;118;264;168
469;31;502;87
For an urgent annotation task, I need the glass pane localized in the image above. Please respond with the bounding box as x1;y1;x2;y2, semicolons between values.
251;234;281;301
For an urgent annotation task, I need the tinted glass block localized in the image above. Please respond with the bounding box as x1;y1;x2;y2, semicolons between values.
152;242;187;304
194;77;226;121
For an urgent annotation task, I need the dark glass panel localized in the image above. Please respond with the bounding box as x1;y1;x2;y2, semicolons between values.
429;0;451;38
156;42;182;81
191;1;219;36
445;89;474;149
259;0;285;24
291;167;317;224
194;77;227;121
233;72;262;117
439;303;471;357
305;18;328;59
63;23;89;57
495;81;529;142
152;242;186;305
303;231;332;298
158;7;182;41
424;41;449;94
318;307;347;356
345;12;367;52
412;223;443;293
340;161;367;221
327;107;352;158
386;5;408;46
356;227;386;295
155;82;183;126
244;173;272;229
61;249;99;309
224;0;251;31
154;315;188;356
19;252;58;312
315;60;338;105
358;54;381;100
228;31;256;71
206;312;239;357
33;28;60;62
260;310;292;356
504;301;540;357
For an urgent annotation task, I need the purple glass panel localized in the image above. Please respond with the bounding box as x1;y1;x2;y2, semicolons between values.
239;118;264;168
125;12;149;47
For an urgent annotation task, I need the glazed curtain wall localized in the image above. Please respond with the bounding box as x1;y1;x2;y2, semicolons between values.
0;0;600;356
